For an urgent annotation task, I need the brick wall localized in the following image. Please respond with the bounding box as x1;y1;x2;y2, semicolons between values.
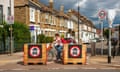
14;6;26;24
14;0;28;6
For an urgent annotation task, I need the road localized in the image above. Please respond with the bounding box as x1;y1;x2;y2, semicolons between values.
0;41;119;72
0;69;120;72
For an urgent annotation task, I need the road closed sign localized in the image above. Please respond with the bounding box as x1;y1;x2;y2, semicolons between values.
68;45;82;58
28;45;42;58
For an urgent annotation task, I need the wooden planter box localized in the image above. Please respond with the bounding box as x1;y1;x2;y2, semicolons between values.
24;43;47;65
63;44;87;64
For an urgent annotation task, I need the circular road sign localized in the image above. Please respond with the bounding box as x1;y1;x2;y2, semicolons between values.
98;10;106;19
70;46;81;58
29;46;40;58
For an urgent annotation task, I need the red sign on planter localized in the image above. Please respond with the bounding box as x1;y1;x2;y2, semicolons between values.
28;45;42;58
68;45;82;58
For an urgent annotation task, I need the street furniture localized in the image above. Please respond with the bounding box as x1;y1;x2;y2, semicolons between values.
63;44;87;64
24;43;47;65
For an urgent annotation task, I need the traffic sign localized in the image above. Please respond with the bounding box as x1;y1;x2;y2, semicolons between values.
70;46;81;58
30;26;34;30
98;10;106;19
29;46;40;57
28;45;42;58
68;45;82;58
7;15;14;24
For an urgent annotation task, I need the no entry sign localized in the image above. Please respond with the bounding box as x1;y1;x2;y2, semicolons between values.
28;45;42;58
68;45;82;58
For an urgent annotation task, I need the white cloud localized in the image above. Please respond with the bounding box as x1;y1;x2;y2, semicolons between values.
40;0;120;27
74;0;87;8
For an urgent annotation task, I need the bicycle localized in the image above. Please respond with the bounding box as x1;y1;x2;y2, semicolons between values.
46;43;56;62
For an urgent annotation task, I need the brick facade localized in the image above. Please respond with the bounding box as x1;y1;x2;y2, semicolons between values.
14;0;96;43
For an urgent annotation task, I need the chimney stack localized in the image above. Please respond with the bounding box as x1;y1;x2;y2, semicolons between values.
60;5;64;12
49;0;54;9
68;9;72;16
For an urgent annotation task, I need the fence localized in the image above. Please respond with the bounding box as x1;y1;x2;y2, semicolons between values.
0;37;30;54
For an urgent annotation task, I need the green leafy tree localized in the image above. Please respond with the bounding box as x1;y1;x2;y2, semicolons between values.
13;22;30;43
37;34;53;43
37;34;46;43
103;29;109;40
0;21;30;52
103;29;113;45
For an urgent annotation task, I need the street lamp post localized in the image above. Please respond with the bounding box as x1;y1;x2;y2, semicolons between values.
107;9;116;63
108;21;112;63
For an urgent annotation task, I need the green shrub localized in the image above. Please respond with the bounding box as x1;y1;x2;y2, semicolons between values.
13;22;31;43
37;34;54;43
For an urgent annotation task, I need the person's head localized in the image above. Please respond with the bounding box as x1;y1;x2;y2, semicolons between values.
55;33;60;38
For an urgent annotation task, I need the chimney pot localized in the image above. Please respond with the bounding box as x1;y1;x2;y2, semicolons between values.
60;5;64;12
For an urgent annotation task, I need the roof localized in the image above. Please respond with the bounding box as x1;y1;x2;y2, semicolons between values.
56;12;69;19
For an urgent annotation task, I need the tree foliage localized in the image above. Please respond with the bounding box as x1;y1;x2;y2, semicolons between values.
37;34;53;43
103;29;109;39
13;22;30;43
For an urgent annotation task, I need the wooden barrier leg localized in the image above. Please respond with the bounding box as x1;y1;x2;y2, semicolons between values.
24;61;28;65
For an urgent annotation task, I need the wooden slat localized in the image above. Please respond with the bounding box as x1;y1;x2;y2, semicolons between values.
23;44;47;65
63;44;87;65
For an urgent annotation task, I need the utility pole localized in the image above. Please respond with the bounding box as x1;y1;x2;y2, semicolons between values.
77;0;80;44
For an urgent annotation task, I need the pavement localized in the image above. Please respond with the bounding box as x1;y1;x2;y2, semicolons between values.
0;52;120;70
0;52;23;66
88;55;120;68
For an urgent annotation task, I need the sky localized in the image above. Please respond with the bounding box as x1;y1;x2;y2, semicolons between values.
39;0;120;28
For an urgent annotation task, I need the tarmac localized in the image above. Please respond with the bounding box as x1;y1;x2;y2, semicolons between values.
0;52;120;70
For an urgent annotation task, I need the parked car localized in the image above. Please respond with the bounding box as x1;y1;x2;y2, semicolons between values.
90;38;101;43
64;38;76;44
95;38;101;42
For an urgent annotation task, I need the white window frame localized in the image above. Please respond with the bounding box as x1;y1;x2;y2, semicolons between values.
50;15;53;25
53;16;56;25
37;10;40;23
60;18;63;27
30;7;35;22
45;13;49;24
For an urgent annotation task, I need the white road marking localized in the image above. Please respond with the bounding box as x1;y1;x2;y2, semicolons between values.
12;69;26;70
81;67;97;69
63;67;79;69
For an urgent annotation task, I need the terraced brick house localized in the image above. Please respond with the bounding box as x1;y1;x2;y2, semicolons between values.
14;0;97;43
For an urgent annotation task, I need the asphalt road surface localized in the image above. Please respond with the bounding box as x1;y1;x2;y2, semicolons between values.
0;69;120;72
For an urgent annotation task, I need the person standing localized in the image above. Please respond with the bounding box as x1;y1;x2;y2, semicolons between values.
111;38;118;58
53;33;63;61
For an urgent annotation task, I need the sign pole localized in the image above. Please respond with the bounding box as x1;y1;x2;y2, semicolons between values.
100;19;104;55
98;10;106;55
9;0;13;55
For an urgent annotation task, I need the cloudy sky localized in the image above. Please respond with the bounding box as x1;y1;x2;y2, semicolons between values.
39;0;120;28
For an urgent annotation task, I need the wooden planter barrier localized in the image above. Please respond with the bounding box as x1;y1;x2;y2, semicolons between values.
24;43;47;65
63;44;87;65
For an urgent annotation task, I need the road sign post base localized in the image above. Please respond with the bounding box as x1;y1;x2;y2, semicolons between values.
108;56;111;63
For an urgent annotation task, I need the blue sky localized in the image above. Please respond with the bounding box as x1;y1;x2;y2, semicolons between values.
39;0;120;28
